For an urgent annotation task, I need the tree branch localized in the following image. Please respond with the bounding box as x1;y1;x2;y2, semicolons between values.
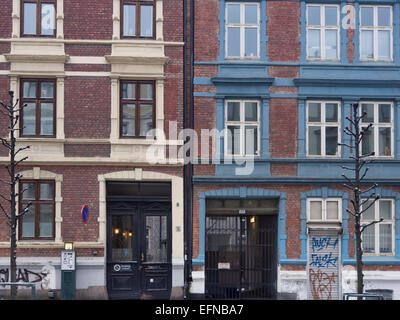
361;218;384;233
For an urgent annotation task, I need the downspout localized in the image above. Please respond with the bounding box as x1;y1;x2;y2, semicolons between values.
183;0;188;299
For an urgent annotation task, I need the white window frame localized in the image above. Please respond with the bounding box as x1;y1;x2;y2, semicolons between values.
360;101;394;158
307;198;342;223
224;100;260;157
359;5;393;61
361;199;395;256
306;4;340;60
306;100;341;157
225;2;260;59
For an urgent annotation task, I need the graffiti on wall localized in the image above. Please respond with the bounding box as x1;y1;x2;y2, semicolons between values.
307;231;341;300
0;265;55;289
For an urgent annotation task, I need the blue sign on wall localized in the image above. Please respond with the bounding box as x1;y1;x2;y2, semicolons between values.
81;205;89;223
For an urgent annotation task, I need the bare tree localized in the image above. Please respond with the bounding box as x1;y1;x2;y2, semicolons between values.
339;102;383;297
0;91;31;299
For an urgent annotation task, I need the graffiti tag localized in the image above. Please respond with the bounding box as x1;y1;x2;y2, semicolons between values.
309;269;337;300
311;237;338;252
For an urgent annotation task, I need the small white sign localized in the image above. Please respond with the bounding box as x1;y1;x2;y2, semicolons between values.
61;251;76;271
218;262;231;269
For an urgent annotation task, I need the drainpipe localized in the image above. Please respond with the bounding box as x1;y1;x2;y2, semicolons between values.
183;0;195;299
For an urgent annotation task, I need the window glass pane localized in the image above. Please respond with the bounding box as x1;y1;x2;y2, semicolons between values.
227;125;240;155
22;183;35;200
245;4;258;24
244;27;257;57
308;126;321;155
378;30;390;60
40;183;53;200
122;83;136;99
227;27;240;56
40;82;54;98
379;127;391;156
227;4;240;24
112;215;133;261
245;126;258;155
140;84;153;100
325;126;338;156
41;3;55;35
146;216;167;262
39;204;53;237
362;225;375;253
361;7;374;26
122;104;135;136
123;4;136;36
379;200;392;220
22;204;35;238
307;29;321;58
362;104;374;123
24;3;37;35
140;6;153;37
310;201;322;220
245;102;258;121
325;30;338;59
379;104;391;123
379;224;392;253
308;103;321;122
40;103;54;135
325;6;338;26
327;201;338;220
23;102;36;135
362;128;374;155
139;104;153;136
23;82;36;98
362;200;375;220
361;30;374;59
378;7;391;27
227;102;240;121
325;103;338;122
307;6;321;26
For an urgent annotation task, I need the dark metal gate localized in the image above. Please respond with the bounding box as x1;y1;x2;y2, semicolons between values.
205;214;277;299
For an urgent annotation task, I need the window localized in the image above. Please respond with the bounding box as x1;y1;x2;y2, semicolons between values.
19;180;55;240
225;100;259;156
360;102;393;157
121;0;155;38
361;199;394;255
225;2;259;58
306;4;339;60
120;80;155;137
307;198;341;222
307;101;340;157
20;79;56;137
360;6;392;61
21;0;56;37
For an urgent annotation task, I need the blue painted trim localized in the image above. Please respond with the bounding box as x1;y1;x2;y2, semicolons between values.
280;259;307;265
195;187;287;266
300;1;306;63
193;78;213;85
193;92;215;97
298;99;306;159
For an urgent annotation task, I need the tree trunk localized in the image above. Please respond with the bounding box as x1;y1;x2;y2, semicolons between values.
9;91;17;299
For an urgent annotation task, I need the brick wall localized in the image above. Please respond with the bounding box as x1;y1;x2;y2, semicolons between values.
194;0;219;61
269;99;298;158
64;0;112;40
267;1;300;62
64;77;111;139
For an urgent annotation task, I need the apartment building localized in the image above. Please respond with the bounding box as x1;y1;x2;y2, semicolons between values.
0;0;186;299
190;0;400;300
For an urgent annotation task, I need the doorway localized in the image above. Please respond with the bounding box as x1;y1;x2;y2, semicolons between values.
205;198;278;299
106;181;172;299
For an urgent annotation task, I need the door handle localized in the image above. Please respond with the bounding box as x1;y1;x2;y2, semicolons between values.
141;252;144;262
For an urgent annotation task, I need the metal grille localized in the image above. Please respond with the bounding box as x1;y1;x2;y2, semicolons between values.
205;215;277;299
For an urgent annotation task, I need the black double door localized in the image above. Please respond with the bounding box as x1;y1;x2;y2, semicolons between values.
106;201;171;299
